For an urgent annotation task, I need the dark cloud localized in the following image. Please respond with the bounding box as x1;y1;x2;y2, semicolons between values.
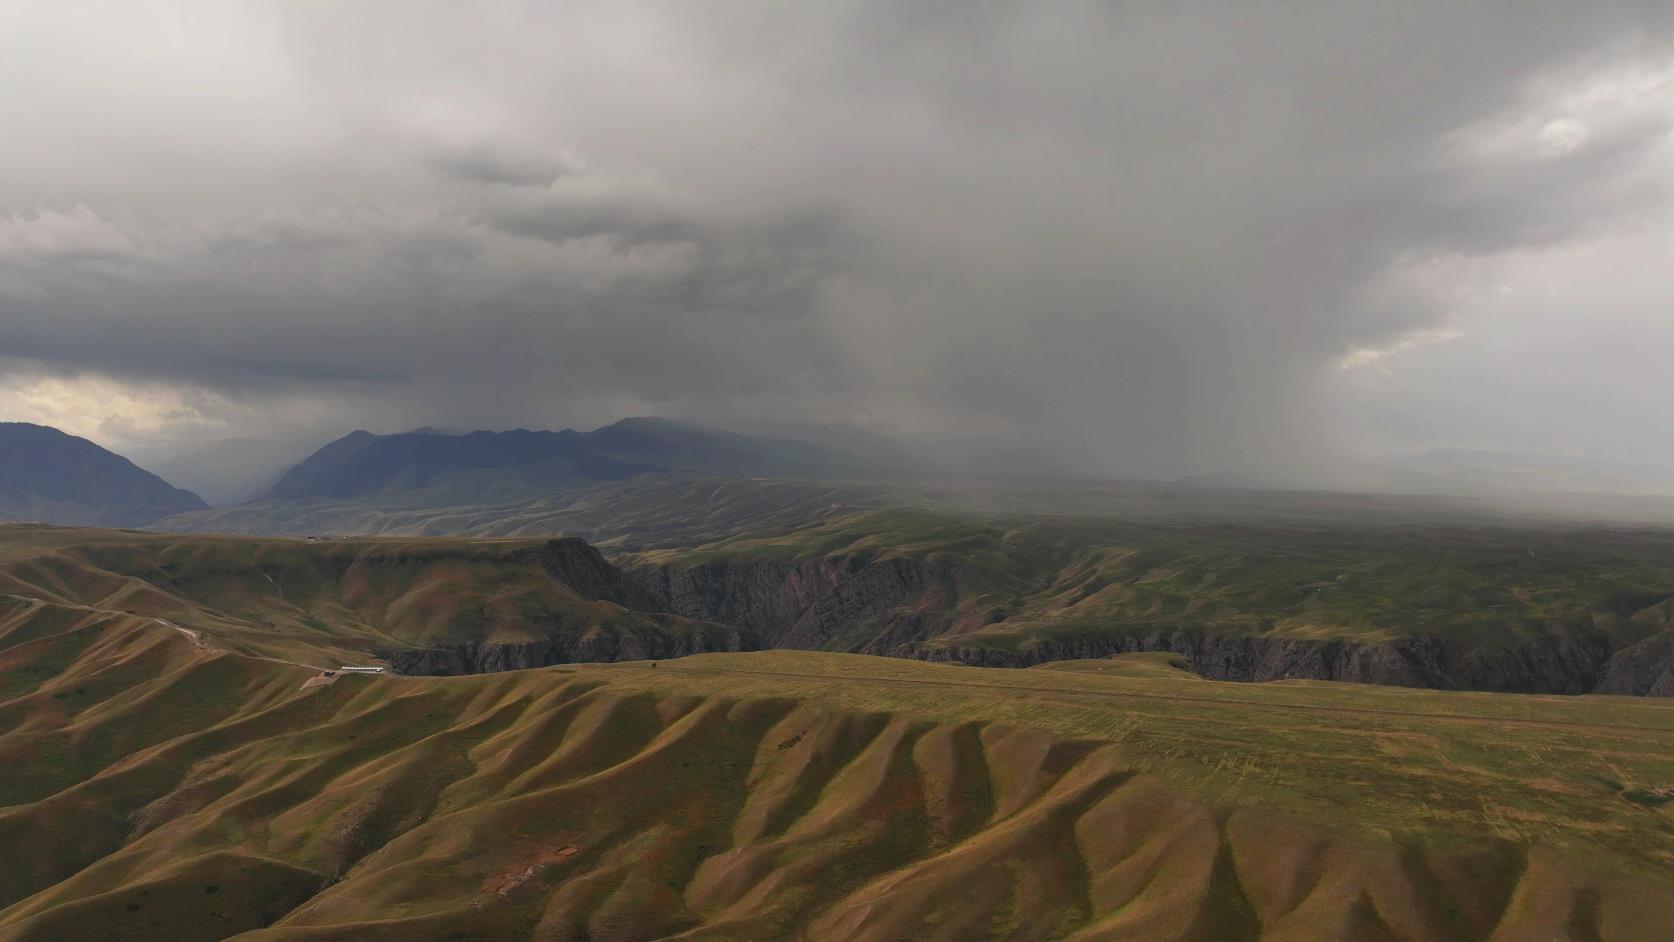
430;144;574;188
0;1;1671;482
486;192;699;249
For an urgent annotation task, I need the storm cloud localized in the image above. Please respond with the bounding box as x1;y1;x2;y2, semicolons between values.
1;1;1672;482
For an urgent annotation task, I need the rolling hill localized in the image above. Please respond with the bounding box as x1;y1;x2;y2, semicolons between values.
0;525;750;670
2;593;1673;939
0;423;206;527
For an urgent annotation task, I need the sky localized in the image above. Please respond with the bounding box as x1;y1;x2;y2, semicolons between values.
1;1;1672;484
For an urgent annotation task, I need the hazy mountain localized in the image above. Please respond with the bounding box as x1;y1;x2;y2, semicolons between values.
136;436;320;507
264;417;876;501
0;422;207;526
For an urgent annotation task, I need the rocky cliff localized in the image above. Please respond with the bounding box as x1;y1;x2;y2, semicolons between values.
532;536;667;610
627;553;1667;695
892;629;1627;694
384;550;951;676
1594;629;1674;696
627;554;967;650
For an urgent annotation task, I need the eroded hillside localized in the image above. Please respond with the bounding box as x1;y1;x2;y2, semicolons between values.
0;526;751;669
2;597;1672;940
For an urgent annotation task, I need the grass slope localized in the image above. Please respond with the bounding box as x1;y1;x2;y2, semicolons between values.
0;525;732;667
0;599;1671;940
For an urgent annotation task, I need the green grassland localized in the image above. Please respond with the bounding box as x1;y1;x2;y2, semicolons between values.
2;590;1674;939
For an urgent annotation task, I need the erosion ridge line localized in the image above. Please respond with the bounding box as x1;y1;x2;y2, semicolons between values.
1;608;1671;940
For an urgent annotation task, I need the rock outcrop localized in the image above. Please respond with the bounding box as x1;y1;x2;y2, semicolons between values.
628;554;963;650
1594;629;1674;696
533;536;667;610
389;544;1665;696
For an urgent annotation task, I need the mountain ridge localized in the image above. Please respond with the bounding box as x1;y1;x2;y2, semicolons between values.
262;417;874;502
0;423;206;527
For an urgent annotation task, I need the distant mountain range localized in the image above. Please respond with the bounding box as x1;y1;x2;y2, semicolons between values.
19;414;1674;538
0;422;207;526
262;417;875;501
1;416;888;534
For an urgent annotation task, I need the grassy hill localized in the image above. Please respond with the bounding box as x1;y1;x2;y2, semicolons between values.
1;596;1672;939
0;525;748;669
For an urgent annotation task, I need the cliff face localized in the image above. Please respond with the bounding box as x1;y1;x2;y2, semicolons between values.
628;555;962;651
1594;629;1674;696
382;551;948;676
533;536;666;610
375;542;1670;696
626;555;1662;695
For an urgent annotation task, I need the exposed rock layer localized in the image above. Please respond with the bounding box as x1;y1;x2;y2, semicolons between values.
624;554;1668;695
1594;629;1674;696
893;630;1630;694
628;555;959;650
